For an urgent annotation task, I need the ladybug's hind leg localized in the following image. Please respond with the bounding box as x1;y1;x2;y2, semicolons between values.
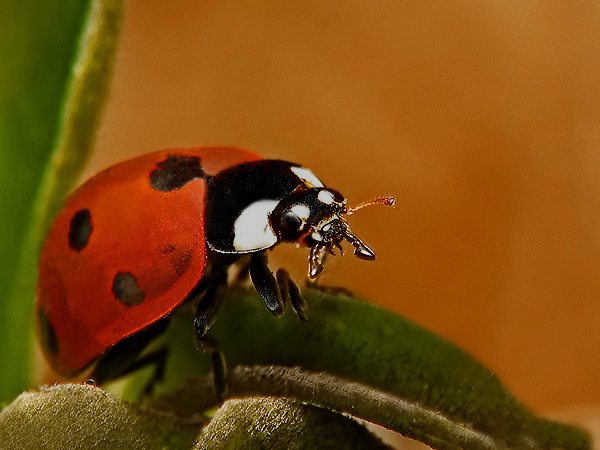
91;318;169;396
99;347;168;397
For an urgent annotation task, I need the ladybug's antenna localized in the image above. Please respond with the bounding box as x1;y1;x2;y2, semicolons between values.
345;196;396;215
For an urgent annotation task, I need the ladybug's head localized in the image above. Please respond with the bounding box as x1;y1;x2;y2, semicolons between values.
270;188;395;278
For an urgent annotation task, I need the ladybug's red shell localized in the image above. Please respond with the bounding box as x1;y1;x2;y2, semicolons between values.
36;147;260;376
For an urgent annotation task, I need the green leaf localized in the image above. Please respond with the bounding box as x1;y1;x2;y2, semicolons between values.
0;384;201;449
0;289;589;448
196;396;393;450
0;0;124;403
148;288;590;449
0;384;393;449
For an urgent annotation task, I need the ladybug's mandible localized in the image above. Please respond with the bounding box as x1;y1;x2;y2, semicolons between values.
36;147;394;380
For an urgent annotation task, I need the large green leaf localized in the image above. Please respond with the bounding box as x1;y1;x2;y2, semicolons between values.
148;289;590;449
0;289;588;448
0;384;393;449
0;0;124;403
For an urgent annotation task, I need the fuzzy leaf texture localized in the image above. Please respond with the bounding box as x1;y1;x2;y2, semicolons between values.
152;289;591;449
3;289;584;449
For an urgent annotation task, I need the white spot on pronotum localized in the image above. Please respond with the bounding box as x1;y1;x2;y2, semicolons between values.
290;204;310;221
290;166;324;188
317;190;336;205
311;231;323;241
322;223;332;232
233;200;279;252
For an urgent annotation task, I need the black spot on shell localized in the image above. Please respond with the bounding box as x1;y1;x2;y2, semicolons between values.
68;209;93;251
149;155;205;192
38;307;59;355
112;272;145;307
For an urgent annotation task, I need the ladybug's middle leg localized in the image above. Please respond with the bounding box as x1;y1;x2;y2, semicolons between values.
192;268;231;401
193;270;228;343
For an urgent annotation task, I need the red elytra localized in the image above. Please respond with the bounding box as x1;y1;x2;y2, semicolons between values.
36;147;260;376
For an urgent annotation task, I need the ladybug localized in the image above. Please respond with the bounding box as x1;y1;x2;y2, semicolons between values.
36;147;394;383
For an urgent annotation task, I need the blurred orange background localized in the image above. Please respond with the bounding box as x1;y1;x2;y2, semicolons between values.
85;0;599;420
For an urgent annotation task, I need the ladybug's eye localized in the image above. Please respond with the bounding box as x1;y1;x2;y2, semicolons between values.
279;211;303;241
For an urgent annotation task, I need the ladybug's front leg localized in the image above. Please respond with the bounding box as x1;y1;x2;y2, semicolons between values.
276;268;308;322
248;250;309;321
249;251;285;315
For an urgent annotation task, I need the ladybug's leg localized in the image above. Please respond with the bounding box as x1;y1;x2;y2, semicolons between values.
192;251;241;345
210;346;228;402
276;269;308;322
249;251;285;315
192;269;231;401
91;318;169;395
97;347;168;396
193;269;228;341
